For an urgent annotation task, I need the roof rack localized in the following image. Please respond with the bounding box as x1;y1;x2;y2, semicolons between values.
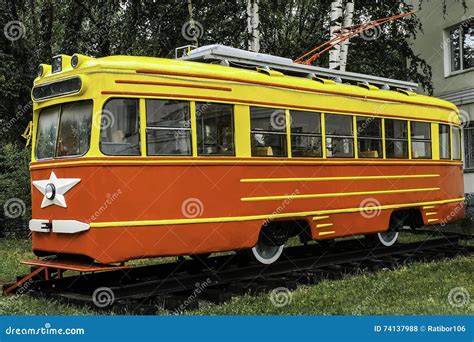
178;44;418;91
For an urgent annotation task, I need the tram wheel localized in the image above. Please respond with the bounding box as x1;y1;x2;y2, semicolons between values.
251;239;284;265
376;230;399;246
365;230;399;247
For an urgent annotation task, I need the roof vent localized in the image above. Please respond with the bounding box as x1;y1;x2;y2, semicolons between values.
396;88;417;96
256;66;283;77
307;73;336;85
357;82;379;90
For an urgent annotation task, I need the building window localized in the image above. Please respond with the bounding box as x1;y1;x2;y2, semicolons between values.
100;98;140;156
250;107;287;157
290;110;322;157
449;20;474;73
465;124;474;170
325;114;354;158
385;119;408;159
146;99;191;156
196;102;235;155
357;116;382;158
411;121;432;159
439;124;451;159
452;126;462;160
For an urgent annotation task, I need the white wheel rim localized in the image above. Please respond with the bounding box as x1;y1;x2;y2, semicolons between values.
377;231;399;247
251;241;284;264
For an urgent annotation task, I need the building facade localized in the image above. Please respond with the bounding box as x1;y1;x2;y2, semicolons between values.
409;1;474;194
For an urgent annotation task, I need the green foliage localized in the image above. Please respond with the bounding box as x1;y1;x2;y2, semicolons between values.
0;0;471;145
0;144;31;236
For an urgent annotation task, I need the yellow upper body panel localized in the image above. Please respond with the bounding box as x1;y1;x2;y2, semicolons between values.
32;54;460;124
30;54;462;163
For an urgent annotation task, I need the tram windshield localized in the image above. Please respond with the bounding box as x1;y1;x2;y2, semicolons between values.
35;100;92;160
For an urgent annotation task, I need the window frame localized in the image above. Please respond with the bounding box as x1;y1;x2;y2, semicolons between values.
35;99;93;161
196;102;236;157
250;106;288;158
464;123;474;171
289;110;323;158
99;97;141;157
384;118;409;159
446;20;474;75
452;125;463;161
356;115;383;159
145;98;192;157
324;113;355;159
410;121;432;160
439;123;451;160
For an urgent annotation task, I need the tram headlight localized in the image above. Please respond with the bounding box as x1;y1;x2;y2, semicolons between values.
45;183;56;200
71;54;79;68
37;65;44;78
51;55;62;73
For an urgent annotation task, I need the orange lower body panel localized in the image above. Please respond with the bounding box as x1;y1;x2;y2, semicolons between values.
29;159;465;263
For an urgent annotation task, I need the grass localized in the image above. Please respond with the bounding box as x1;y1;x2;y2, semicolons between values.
0;234;472;315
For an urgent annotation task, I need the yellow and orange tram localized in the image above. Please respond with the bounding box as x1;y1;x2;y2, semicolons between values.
28;47;465;265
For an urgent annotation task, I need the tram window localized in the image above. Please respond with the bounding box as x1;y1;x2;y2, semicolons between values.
100;98;140;156
411;121;432;159
439;124;451;159
196;102;235;156
290;110;322;157
356;116;382;158
452;126;462;160
250;107;287;157
57;101;92;157
325;114;354;158
385;119;408;158
146;99;191;156
36;100;92;160
36;105;60;160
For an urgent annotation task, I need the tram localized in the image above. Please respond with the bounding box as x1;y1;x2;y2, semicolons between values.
28;45;465;265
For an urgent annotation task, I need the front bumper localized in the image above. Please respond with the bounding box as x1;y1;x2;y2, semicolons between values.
29;219;89;234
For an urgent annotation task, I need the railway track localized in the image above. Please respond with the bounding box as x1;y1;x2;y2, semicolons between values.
5;236;473;313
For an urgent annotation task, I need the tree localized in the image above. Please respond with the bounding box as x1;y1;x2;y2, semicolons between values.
0;0;470;146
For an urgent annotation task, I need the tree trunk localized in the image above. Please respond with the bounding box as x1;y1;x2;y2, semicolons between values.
339;0;354;71
329;0;343;69
247;0;260;52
